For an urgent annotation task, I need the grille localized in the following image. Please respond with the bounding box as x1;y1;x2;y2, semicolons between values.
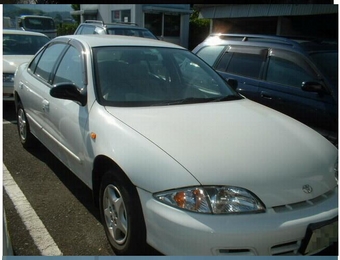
272;189;335;213
215;248;255;256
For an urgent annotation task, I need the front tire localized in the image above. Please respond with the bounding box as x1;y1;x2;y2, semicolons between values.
99;170;147;255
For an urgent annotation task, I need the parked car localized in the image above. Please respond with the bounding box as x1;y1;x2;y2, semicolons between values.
3;29;50;101
74;20;158;39
14;34;337;256
192;34;338;145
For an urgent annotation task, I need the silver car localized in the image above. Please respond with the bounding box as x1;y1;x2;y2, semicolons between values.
3;29;50;101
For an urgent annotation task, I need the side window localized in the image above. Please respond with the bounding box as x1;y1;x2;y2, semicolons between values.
266;56;316;87
195;45;225;66
28;49;44;73
215;52;232;71
33;43;66;83
226;53;264;79
53;46;83;88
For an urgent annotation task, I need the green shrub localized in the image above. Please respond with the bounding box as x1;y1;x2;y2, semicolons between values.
57;23;78;36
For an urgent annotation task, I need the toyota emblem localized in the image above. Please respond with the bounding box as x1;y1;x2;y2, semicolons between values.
302;184;313;194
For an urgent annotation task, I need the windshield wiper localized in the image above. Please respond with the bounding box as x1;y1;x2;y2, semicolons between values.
210;95;243;102
152;97;211;106
151;95;243;106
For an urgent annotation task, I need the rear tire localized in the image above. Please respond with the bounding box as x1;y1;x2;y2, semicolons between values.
17;102;36;148
99;170;147;255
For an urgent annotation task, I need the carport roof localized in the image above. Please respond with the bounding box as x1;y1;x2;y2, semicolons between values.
196;4;337;19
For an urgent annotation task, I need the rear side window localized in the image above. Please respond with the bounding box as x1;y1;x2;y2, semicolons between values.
195;45;225;66
31;43;66;83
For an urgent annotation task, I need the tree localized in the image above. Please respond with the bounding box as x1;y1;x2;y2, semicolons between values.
189;8;210;50
71;4;80;24
54;13;62;26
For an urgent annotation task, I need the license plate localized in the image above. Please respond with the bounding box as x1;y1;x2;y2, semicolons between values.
299;217;338;255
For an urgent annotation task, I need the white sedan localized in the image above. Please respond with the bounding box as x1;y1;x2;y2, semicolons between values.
3;29;50;101
13;34;337;256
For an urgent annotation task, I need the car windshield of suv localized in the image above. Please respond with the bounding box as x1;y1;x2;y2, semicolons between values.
94;46;241;107
310;51;338;87
3;34;49;55
106;28;157;39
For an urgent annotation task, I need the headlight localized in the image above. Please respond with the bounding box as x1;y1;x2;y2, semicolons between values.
3;73;14;83
154;186;265;214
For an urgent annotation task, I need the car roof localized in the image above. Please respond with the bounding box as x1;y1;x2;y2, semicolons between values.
3;29;49;37
54;34;184;49
81;20;143;29
19;15;53;19
200;33;337;53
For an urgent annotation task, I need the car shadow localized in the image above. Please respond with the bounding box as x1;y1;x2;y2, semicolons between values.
23;139;162;255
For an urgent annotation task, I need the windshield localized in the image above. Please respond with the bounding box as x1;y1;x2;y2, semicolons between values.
3;34;50;55
93;47;241;107
310;51;338;87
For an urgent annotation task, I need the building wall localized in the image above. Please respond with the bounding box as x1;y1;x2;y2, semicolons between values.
78;4;191;48
198;4;337;40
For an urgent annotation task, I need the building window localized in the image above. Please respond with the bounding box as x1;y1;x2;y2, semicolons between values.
111;10;131;23
145;13;180;37
145;13;162;36
164;14;180;37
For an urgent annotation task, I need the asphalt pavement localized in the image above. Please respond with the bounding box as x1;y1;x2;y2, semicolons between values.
3;101;115;255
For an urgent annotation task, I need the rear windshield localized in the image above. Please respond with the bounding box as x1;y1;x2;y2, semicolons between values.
106;28;157;39
22;17;55;30
3;34;49;55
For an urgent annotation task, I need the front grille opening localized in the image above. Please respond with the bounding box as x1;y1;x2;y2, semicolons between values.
273;189;335;213
217;248;254;255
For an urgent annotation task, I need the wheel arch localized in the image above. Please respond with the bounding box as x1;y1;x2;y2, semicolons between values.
14;91;22;111
92;155;133;208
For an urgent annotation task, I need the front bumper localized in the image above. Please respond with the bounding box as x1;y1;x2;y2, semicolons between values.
137;187;338;255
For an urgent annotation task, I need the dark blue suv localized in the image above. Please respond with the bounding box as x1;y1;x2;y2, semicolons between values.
193;34;338;145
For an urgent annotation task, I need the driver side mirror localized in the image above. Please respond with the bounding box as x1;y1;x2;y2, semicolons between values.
50;82;87;106
301;81;326;94
226;78;238;91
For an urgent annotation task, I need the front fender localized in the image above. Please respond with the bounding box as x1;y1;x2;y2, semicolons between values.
86;103;200;193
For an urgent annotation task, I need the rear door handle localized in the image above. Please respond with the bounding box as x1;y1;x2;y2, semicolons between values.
260;91;272;100
42;100;50;111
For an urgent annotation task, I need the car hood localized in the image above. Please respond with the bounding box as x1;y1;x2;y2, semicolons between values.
3;55;33;73
106;100;337;208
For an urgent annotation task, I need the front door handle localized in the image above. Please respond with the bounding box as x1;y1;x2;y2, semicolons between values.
42;100;50;111
260;91;272;100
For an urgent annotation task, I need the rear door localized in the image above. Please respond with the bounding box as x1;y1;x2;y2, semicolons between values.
259;49;335;135
19;42;67;144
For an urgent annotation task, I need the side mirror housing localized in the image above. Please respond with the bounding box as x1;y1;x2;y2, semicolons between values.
50;83;87;106
226;78;238;90
301;81;326;94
